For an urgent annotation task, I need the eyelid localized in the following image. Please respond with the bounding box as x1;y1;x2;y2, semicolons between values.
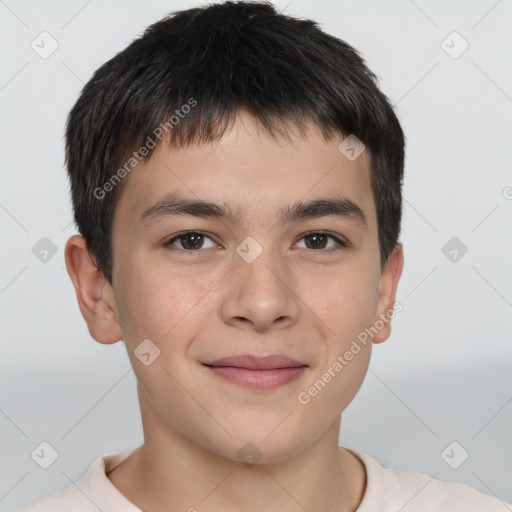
295;231;350;251
165;231;218;250
164;230;350;252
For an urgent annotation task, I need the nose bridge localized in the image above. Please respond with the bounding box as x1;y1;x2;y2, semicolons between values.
239;236;288;301
241;239;285;295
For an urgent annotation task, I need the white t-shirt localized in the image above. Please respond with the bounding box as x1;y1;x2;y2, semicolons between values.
17;448;511;511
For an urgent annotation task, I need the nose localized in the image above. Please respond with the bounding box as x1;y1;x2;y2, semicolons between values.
220;244;300;333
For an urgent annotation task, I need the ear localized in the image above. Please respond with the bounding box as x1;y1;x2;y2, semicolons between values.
64;235;122;344
372;243;404;344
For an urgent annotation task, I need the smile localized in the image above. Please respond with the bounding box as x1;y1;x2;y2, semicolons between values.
203;365;308;391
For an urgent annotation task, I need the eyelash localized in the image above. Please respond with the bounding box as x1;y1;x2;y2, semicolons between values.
164;231;349;254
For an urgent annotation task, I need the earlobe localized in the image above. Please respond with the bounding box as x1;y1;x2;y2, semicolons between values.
373;243;404;344
64;235;122;344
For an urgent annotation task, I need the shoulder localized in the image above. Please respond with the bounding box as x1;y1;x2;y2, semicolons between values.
16;449;139;512
16;483;97;512
349;449;512;512
389;467;510;511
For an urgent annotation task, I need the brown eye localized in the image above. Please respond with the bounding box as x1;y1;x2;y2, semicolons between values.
296;232;348;251
304;234;328;249
166;232;216;251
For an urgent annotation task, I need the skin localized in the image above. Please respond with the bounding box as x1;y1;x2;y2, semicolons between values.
65;111;404;512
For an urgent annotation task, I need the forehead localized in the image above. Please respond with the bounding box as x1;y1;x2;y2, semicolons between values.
113;113;376;233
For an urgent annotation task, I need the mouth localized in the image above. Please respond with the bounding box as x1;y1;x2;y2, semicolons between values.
202;354;309;391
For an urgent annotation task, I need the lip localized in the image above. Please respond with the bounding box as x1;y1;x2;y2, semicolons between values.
204;354;307;370
203;354;308;391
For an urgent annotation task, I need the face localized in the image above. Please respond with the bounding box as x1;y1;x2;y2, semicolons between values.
95;112;402;463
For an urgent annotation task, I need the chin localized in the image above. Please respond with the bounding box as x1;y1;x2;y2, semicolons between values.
199;420;312;466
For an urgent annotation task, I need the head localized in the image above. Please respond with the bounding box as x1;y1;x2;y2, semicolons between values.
65;1;404;464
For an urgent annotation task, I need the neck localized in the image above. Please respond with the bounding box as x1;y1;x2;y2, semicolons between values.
108;390;366;512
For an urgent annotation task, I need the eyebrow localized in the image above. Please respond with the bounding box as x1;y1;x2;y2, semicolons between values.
139;193;367;229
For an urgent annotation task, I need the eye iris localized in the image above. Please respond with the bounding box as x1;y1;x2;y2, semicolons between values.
306;234;327;249
181;233;203;250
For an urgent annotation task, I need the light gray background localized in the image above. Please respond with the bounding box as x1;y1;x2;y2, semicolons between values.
1;0;511;509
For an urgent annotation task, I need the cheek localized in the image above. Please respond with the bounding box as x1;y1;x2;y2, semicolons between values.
114;260;216;426
302;267;376;407
298;279;374;420
310;267;378;343
115;253;216;342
